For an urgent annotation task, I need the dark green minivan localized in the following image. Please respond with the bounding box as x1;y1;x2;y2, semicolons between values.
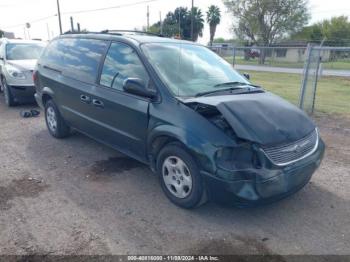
34;32;325;208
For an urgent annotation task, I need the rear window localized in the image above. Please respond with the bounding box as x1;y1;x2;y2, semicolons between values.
41;38;107;84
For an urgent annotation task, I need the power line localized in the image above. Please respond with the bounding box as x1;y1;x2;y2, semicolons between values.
1;0;160;31
311;8;350;14
61;0;160;15
2;15;57;29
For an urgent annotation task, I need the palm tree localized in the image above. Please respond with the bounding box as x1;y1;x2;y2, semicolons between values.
206;5;221;46
186;7;204;42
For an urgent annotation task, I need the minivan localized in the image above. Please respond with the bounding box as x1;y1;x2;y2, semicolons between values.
0;39;45;106
34;32;325;208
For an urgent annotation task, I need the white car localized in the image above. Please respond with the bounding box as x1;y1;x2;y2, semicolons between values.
0;38;46;106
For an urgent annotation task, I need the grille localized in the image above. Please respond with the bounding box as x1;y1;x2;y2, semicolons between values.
261;129;318;166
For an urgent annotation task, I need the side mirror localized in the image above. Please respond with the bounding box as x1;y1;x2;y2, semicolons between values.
123;78;157;99
243;73;250;80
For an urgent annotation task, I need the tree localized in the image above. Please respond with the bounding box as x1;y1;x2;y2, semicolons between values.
190;7;204;41
322;16;350;46
206;5;221;46
223;0;310;46
291;24;323;43
0;30;4;38
291;16;350;46
148;6;204;41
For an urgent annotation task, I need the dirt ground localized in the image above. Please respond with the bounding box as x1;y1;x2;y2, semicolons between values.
0;96;349;258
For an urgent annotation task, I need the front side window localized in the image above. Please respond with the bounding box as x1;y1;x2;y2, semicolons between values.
6;43;45;60
100;42;149;91
141;43;250;97
42;38;107;84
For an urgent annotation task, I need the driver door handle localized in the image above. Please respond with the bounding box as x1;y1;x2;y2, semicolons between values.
80;95;91;104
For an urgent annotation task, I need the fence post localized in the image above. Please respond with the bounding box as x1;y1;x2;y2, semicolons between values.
232;47;236;67
311;52;322;113
299;44;313;110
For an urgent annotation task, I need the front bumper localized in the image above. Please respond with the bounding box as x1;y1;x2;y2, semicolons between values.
203;138;325;207
9;85;36;103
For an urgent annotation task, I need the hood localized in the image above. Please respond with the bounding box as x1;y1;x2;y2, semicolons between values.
185;92;315;145
7;60;37;71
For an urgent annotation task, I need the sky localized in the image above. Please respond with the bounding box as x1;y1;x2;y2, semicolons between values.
0;0;350;44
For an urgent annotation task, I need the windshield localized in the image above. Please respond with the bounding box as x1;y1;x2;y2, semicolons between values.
141;43;250;97
6;43;45;60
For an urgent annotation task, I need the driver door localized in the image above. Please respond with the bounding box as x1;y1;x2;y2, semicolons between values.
88;42;152;162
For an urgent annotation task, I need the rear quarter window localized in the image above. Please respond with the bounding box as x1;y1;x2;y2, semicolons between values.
41;38;108;84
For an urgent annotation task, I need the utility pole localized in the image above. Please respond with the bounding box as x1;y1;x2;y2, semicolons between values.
46;23;50;40
56;0;63;34
191;0;194;41
178;11;181;38
147;5;150;31
77;23;81;32
159;11;163;35
70;16;74;32
23;27;27;40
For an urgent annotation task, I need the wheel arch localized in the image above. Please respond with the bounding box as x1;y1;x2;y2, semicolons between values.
41;86;55;106
147;125;217;174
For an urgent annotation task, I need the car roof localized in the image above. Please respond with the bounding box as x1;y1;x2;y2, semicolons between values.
58;33;200;46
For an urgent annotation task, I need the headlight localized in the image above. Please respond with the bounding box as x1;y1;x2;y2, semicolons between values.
215;144;259;171
5;64;26;79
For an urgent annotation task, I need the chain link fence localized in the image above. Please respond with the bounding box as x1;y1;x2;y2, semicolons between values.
209;44;350;116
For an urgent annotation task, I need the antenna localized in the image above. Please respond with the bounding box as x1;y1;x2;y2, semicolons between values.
147;5;150;31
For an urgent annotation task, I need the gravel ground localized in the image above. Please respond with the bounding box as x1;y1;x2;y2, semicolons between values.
0;95;349;257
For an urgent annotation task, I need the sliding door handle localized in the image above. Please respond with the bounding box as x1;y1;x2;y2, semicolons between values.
92;99;104;108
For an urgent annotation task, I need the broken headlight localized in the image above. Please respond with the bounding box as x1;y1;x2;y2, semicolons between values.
215;144;261;171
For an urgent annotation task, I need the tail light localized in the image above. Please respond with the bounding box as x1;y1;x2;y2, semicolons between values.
32;70;38;83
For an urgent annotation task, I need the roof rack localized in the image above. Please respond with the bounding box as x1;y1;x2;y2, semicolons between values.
101;30;163;37
62;30;163;37
63;30;119;35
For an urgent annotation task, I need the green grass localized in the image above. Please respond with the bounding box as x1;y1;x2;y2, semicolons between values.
241;70;350;115
226;57;350;70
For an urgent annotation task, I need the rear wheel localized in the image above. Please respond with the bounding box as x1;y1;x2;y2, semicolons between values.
157;143;207;209
2;78;16;107
45;100;70;138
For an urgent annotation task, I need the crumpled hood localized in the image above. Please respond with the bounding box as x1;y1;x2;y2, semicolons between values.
7;60;37;71
185;92;315;145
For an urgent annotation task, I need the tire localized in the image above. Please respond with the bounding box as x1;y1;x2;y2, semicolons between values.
157;142;207;209
45;100;70;138
2;78;16;107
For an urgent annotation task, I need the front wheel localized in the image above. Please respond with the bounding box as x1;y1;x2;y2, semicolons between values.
2;78;16;107
157;143;207;209
45;100;70;138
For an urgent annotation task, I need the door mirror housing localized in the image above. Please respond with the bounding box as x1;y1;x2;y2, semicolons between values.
243;73;250;80
123;78;157;99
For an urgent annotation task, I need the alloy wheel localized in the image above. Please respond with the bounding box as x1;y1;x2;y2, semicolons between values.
46;106;58;133
3;81;10;105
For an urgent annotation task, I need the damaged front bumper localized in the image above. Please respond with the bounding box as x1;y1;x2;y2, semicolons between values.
202;138;325;207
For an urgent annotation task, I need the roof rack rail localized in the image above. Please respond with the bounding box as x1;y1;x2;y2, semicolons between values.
101;30;163;37
63;30;122;35
62;30;163;37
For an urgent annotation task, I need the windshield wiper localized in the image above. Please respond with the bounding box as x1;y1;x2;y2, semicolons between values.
214;81;260;88
195;87;245;97
195;86;264;97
